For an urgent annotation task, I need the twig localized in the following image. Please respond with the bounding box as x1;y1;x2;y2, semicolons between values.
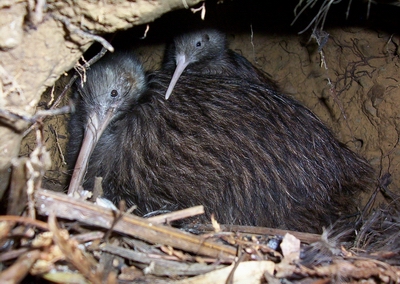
20;106;70;137
74;59;88;87
22;48;108;138
101;244;226;275
48;212;104;284
26;127;50;220
52;14;114;52
35;189;237;260
226;251;246;284
51;47;108;110
0;215;49;231
197;224;321;244
250;24;256;64
291;0;341;35
182;0;189;9
1;106;69;128
32;106;70;121
33;0;46;24
48;124;67;165
0;250;41;283
47;85;55;108
0;108;29;132
0;248;30;262
140;24;150;39
367;0;371;18
346;0;353;19
191;2;206;20
147;205;205;224
71;231;105;243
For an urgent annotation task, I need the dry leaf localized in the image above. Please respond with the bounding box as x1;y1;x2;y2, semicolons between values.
173;261;275;284
280;233;300;262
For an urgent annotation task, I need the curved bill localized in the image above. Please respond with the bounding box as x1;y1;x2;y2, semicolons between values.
68;109;114;197
165;54;189;100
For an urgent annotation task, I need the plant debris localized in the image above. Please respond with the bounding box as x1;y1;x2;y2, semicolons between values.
0;184;399;283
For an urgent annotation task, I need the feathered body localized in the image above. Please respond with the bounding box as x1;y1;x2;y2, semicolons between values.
69;65;374;233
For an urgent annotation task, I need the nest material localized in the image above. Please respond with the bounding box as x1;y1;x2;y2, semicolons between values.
0;183;399;283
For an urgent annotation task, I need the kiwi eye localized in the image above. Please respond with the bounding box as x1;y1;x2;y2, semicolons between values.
196;41;202;47
111;90;118;97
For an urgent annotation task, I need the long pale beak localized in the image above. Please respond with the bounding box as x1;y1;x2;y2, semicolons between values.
68;108;115;197
165;54;189;100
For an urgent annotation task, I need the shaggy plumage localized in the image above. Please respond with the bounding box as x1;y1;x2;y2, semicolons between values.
67;53;146;191
68;57;374;233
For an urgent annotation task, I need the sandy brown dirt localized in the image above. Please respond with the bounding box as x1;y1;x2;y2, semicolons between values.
234;27;400;204
20;83;71;193
131;23;400;204
151;6;400;204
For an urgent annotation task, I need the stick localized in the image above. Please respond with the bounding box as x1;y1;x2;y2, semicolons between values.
22;47;108;138
52;15;114;52
0;250;41;283
0;215;49;231
147;205;205;224
35;189;237;260
197;224;321;244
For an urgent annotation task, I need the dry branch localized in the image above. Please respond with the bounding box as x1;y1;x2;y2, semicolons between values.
22;47;108;138
0;250;41;283
198;224;321;244
48;212;106;284
35;189;237;260
0;215;49;231
147;205;205;224
0;189;398;283
52;14;114;52
100;244;225;276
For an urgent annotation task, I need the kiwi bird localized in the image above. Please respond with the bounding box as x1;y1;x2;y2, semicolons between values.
66;52;146;196
67;52;374;233
163;29;277;99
